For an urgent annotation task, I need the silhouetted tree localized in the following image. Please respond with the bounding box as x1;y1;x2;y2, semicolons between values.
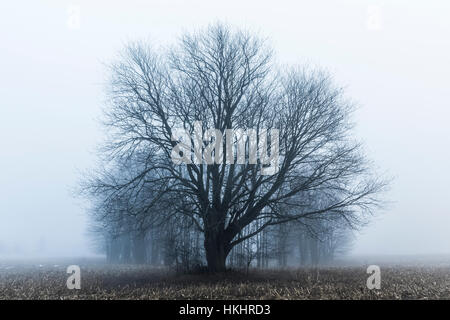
82;23;386;272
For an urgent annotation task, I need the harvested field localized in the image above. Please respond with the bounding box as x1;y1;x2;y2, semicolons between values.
1;258;450;299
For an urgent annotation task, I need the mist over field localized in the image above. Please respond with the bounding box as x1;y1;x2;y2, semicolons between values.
0;0;449;266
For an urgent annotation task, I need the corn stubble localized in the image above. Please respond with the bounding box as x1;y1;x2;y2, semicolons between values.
1;263;449;300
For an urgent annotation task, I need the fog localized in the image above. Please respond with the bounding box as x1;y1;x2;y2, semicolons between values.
0;0;449;259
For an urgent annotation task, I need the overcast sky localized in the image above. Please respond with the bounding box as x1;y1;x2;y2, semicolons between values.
0;0;449;257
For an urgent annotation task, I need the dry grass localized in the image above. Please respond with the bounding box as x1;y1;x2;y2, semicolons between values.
1;259;450;299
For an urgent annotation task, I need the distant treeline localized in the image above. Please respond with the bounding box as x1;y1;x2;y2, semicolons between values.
91;211;353;271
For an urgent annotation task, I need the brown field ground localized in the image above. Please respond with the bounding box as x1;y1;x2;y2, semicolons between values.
1;257;450;299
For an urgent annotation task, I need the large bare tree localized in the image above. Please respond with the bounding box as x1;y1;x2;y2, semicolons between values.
85;24;386;272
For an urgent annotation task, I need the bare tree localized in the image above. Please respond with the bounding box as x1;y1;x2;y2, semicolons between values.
83;23;386;272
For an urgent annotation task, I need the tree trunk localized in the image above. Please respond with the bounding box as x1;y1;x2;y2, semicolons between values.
150;230;160;265
121;235;132;263
132;233;147;264
309;237;319;266
204;232;228;272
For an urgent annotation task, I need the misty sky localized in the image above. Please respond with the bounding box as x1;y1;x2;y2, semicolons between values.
0;0;449;257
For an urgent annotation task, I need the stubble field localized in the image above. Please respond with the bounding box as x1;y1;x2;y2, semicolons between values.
1;258;450;300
